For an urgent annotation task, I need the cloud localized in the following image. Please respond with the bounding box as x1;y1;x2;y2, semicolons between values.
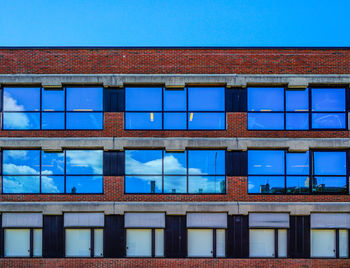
3;176;39;193
4;92;25;111
3;163;39;175
41;176;61;193
66;150;103;174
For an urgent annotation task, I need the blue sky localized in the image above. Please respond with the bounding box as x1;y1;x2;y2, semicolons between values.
1;0;350;46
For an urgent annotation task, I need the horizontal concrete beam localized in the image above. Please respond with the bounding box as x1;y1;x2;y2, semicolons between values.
0;202;348;216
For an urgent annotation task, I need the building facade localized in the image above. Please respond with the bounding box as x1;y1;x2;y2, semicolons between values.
0;47;349;267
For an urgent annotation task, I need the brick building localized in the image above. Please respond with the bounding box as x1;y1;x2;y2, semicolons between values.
0;47;349;267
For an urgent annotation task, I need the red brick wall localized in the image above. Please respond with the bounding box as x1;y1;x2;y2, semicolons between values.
1;48;350;74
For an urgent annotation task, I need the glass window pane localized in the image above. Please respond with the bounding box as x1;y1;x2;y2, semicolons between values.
286;89;309;111
4;229;30;257
286;176;310;194
311;113;346;129
125;150;162;175
125;176;162;193
164;176;187;193
314;152;346;175
42;89;65;111
33;229;42;257
311;229;336;258
94;229;103;257
4;87;40;111
286;152;309;175
164;113;187;130
248;113;284;130
66;229;91;257
41;151;65;175
3;150;40;175
188;150;225;175
66;112;103;130
66;150;103;175
188;112;225;130
125;112;162;130
3;112;40;130
42;112;65;129
312;176;347;193
248;176;285;194
286;113;309;130
248;150;285;175
216;229;225;257
249;229;275;257
164;151;187;175
3;176;40;193
248;87;284;111
188;176;225;194
155;229;164;257
66;176;103;194
66;87;103;111
339;230;349;258
188;87;225;111
278;229;287;258
126;229;152;257
164;89;186;111
312;88;345;111
188;229;213;257
125;87;162;111
41;176;65;193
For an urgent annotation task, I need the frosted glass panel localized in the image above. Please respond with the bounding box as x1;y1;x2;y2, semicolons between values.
249;229;274;257
188;229;213;257
311;230;336;258
5;229;30;257
66;229;91;257
216;229;225;257
94;229;103;257
278;229;287;258
33;229;42;257
155;229;164;257
127;229;152;257
339;230;349;258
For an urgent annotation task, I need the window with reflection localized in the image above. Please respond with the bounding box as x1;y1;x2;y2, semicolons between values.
125;87;225;130
125;150;225;194
4;228;42;257
2;150;103;194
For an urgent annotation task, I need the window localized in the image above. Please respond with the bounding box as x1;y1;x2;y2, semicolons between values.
125;87;225;130
2;150;103;194
125;150;225;194
188;229;225;257
311;229;349;258
4;228;42;257
65;229;103;257
249;229;287;258
2;86;103;130
248;87;347;130
126;229;164;257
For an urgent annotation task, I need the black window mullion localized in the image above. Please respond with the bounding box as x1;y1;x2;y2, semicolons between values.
162;87;164;130
309;87;312;130
274;229;278;258
310;150;313;194
284;87;286;130
162;150;164;193
213;229;217;258
40;87;42;130
64;150;67;194
336;229;339;258
30;229;34;258
90;229;94;258
151;229;155;257
186;87;189;130
39;151;42;194
64;87;67;130
186;150;189;194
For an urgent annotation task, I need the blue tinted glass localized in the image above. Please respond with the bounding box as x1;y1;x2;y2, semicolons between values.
125;176;162;193
314;152;346;175
312;88;345;111
188;176;225;193
42;89;65;111
41;151;64;175
66;176;103;193
41;176;65;193
164;151;187;174
164;176;187;193
311;113;346;129
3;150;40;175
66;112;103;130
66;87;103;111
188;150;225;175
312;176;347;193
3;176;40;193
125;150;162;175
286;176;310;194
42;112;65;130
286;152;309;175
125;87;162;111
3;112;40;130
248;176;285;194
286;89;309;111
188;112;225;130
66;150;103;175
286;113;309;130
164;113;187;130
248;113;284;130
248;88;284;111
125;112;162;130
188;87;225;111
248;150;285;175
3;87;40;111
164;89;186;111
